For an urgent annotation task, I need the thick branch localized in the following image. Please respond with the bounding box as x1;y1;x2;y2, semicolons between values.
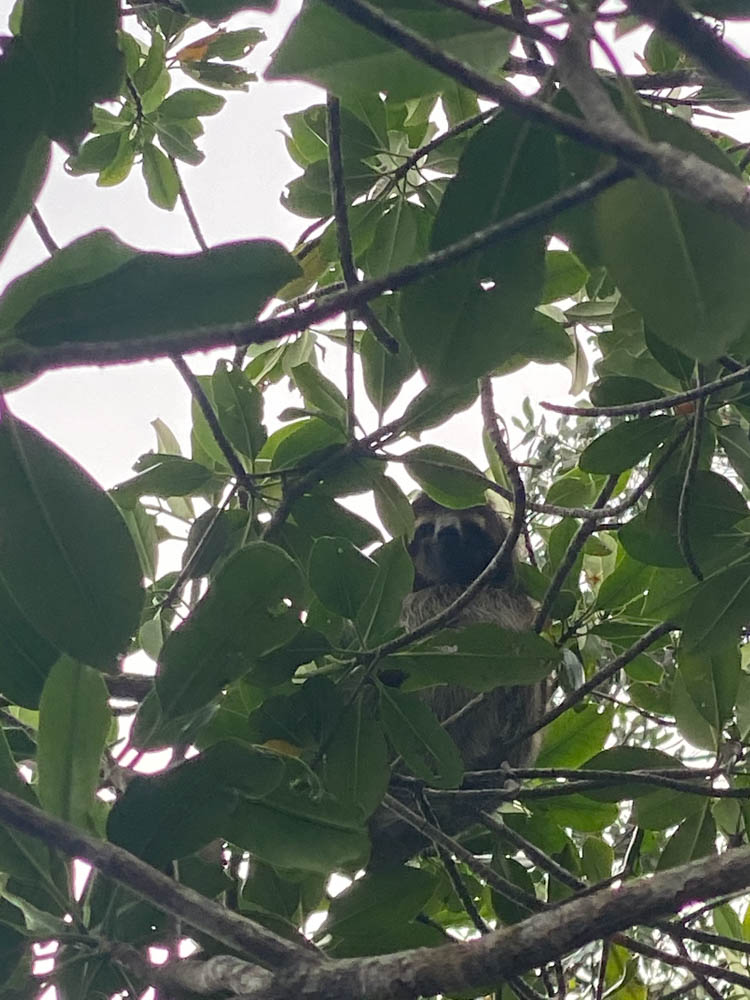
0;787;310;970
244;844;750;999
0;167;626;378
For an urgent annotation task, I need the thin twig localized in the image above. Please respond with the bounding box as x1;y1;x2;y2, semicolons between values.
502;621;676;749
629;0;750;103
326;94;357;434
541;363;750;418
170;354;249;484
173;157;209;252
383;794;544;913
533;474;618;631
29;206;59;254
677;378;705;581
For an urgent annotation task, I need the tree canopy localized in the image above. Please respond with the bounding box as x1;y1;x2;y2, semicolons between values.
4;0;750;997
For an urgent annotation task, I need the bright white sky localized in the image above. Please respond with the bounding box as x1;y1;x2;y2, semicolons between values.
2;0;750;500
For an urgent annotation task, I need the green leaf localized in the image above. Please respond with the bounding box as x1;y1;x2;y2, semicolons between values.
156;119;204;165
112;455;218;506
141;143;179;210
108;741;285;866
204;26;266;60
65;131;122;175
718;424;750;489
682;557;750;653
267;418;346;470
657;806;715;871
308;537;379;620
579;416;677;474
21;0;123;151
325;867;441;955
12;239;301;346
228;763;369;874
181;59;257;91
671;670;717;751
0;575;58;709
157;544;305;717
96;130;136;186
0;39;51;259
0;230;135;338
211;360;266;461
37;657;110;827
133;28;165;95
399;382;478;437
536;704;614;768
0;414;143;669
379;685;463;788
545;469;598;509
0;733;52;885
401;112;557;385
619;471;748;570
396;624;559;691
361;328;417;420
533;794;618;833
541;249;587;303
356;538;414;645
589;376;663;406
292;362;348;421
404;444;486;507
678;642;739;729
159;87;226;118
267;0;511;101
595;107;750;362
363;201;430;278
324;699;390;817
182;0;276;19
372;476;415;538
291;494;381;549
581;746;686;801
581;837;613;883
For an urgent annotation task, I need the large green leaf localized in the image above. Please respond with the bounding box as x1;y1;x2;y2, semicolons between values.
356;538;413;646
595;107;750;362
0;230;135;340
37;657;110;827
182;0;276;18
108;741;285;866
0;414;143;668
579;416;677;474
156;543;304;717
308;536;378;620
267;0;511;101
324;699;390;817
403;444;486;507
536;704;613;769
10;239;300;346
21;0;123;150
678;642;739;730
379;685;463;788
228;757;369;873
0;40;50;263
681;555;750;653
400;112;558;385
324;867;442;955
0;574;58;709
396;624;559;691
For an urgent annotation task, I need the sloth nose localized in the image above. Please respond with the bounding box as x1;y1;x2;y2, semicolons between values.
436;523;461;542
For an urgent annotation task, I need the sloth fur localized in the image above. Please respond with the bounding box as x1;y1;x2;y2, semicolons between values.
368;494;547;865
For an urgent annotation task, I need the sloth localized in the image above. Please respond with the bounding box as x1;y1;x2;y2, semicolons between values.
368;494;547;865
402;493;544;772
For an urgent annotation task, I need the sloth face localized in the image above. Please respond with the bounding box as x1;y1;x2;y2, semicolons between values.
408;494;510;591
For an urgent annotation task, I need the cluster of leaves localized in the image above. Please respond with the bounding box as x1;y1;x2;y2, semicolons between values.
6;0;750;997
